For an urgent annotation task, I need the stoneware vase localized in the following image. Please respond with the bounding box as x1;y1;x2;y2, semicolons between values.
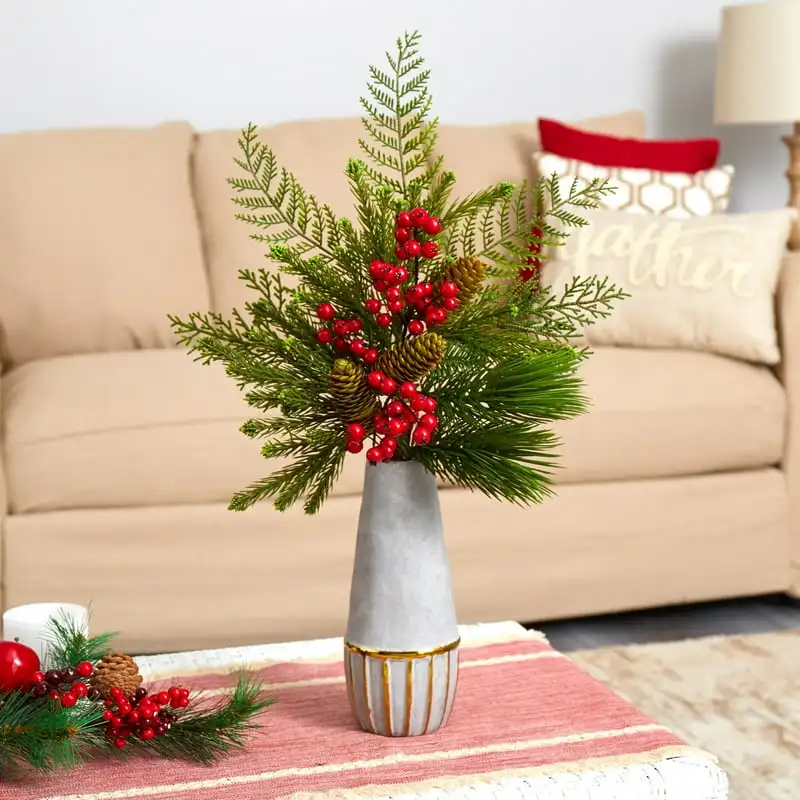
344;460;459;737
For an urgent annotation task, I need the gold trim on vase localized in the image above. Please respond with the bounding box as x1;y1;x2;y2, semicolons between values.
422;655;434;734
382;660;392;735
404;660;413;736
344;637;461;660
361;652;374;733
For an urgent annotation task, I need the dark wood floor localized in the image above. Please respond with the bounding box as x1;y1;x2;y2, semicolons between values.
529;594;800;652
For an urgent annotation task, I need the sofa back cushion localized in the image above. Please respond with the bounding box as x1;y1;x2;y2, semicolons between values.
0;122;209;370
194;111;646;313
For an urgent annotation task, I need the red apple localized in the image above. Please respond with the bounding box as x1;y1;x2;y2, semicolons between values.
0;640;41;691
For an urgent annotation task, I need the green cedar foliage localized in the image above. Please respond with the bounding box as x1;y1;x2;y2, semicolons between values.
169;31;627;515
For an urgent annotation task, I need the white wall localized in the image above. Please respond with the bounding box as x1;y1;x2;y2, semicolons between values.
0;0;789;211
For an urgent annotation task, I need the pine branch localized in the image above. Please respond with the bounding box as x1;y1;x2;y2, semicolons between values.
43;614;115;671
139;674;274;765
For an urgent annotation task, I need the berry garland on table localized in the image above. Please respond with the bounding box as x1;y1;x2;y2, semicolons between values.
169;31;628;515
0;618;273;779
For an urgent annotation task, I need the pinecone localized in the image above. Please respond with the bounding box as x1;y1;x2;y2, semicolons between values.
443;256;487;306
90;653;143;700
330;359;378;424
377;332;446;385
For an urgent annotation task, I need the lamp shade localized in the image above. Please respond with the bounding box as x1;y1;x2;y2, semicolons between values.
715;0;800;124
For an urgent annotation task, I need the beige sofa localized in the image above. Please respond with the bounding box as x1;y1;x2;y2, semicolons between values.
0;110;795;653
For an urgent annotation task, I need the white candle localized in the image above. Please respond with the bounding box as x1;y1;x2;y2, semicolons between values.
2;603;89;664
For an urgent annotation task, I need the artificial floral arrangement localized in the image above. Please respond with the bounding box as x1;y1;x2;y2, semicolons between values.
169;32;625;515
0;617;272;778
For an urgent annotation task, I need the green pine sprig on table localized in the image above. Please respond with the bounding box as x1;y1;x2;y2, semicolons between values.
169;30;628;515
0;620;273;779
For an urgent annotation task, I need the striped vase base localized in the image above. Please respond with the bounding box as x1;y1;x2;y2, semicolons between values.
344;638;459;737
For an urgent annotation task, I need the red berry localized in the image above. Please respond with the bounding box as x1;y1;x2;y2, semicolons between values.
347;423;366;440
113;738;127;749
141;705;155;719
410;207;428;227
373;279;388;292
394;227;411;243
388;418;407;437
412;395;428;413
363;348;379;365
443;297;459;311
393;266;409;284
380;436;397;457
48;690;60;701
434;307;448;324
440;280;459;297
405;240;422;258
394;246;408;261
104;699;114;708
333;319;349;336
102;709;114;721
110;687;123;699
140;727;156;741
126;709;141;724
73;681;88;698
59;691;77;708
369;260;385;278
316;328;333;344
380;377;397;395
75;661;93;677
408;320;425;335
31;670;45;684
423;396;437;413
412;426;432;446
366;447;383;463
168;687;182;699
423;216;442;235
346;439;364;454
367;371;385;390
317;302;335;321
406;287;422;303
177;697;190;708
118;702;132;716
386;400;405;417
333;336;349;351
347;319;363;334
386;287;402;302
365;298;382;314
421;241;439;259
110;715;123;728
387;299;404;313
425;306;440;326
374;413;389;434
350;339;367;357
420;413;439;430
376;313;392;327
400;382;418;399
396;211;412;228
420;281;434;296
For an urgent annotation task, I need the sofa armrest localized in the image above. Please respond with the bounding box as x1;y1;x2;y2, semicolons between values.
777;252;800;591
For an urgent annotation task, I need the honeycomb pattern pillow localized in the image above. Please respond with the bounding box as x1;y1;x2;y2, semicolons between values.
533;151;734;218
543;208;794;364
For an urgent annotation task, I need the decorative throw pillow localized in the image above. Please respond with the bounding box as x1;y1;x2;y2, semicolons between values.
538;118;720;173
543;208;794;364
533;151;734;218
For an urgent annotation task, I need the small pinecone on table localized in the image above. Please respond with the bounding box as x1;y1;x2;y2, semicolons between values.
90;653;143;700
377;332;446;385
442;256;487;305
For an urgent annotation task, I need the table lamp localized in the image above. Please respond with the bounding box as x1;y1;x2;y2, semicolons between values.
715;0;800;249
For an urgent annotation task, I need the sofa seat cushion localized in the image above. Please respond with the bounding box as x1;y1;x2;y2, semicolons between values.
4;347;784;514
3;350;367;514
555;347;785;483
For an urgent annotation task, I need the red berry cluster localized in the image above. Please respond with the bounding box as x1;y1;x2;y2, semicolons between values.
405;278;459;332
345;378;439;461
316;303;379;366
30;661;97;707
102;685;188;749
394;207;441;262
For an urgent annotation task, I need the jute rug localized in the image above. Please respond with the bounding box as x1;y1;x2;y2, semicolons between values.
571;629;800;800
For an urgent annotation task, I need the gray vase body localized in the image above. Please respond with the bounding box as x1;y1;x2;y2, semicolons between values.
344;461;459;737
